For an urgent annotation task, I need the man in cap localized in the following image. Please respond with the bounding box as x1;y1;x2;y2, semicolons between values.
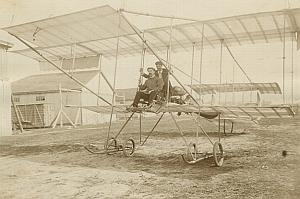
141;61;172;98
132;67;164;107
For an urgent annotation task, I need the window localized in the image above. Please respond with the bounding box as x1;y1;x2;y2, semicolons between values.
14;97;20;102
36;96;45;101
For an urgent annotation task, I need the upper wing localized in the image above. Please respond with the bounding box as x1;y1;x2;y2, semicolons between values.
3;6;300;60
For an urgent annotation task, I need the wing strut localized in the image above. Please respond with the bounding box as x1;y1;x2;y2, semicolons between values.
120;11;201;108
10;33;113;107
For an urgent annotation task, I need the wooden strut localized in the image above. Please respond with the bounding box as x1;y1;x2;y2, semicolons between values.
121;11;222;161
34;104;45;128
219;40;223;105
166;18;173;105
10;33;113;107
141;113;165;146
191;114;214;145
11;95;23;133
190;43;195;95
291;33;294;106
282;13;286;104
170;112;188;147
106;11;122;148
113;112;135;140
120;11;201;109
51;84;75;128
138;32;146;144
97;54;103;106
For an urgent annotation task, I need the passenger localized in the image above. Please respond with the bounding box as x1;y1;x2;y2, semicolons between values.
141;61;172;98
132;67;164;107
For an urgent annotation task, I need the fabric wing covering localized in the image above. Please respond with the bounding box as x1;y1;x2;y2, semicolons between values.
66;103;294;119
189;82;282;95
3;5;300;61
157;104;295;119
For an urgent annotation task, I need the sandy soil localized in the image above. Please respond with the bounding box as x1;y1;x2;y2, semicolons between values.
0;114;299;199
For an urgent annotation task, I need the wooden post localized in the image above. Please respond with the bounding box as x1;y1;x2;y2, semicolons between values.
11;95;23;133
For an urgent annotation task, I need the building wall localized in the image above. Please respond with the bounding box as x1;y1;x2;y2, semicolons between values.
13;91;81;126
11;71;117;127
0;80;12;136
0;45;12;136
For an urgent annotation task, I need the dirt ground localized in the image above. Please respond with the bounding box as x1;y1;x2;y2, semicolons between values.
0;114;299;199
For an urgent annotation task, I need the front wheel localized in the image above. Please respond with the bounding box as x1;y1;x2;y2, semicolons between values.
122;138;135;157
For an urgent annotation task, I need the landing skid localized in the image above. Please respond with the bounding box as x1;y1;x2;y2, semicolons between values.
84;137;135;156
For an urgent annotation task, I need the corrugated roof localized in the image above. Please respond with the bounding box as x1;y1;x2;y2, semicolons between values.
12;70;98;94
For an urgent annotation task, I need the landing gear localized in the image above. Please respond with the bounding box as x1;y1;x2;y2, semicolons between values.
122;138;135;156
182;143;199;164
85;138;136;157
213;141;224;167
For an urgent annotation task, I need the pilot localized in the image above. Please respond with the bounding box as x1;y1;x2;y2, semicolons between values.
132;67;164;107
141;61;172;98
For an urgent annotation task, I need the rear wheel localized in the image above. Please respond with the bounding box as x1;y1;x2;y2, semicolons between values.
213;141;224;167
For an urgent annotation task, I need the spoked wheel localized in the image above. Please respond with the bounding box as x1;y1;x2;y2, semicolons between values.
122;138;135;157
105;137;118;155
213;141;224;167
182;142;198;164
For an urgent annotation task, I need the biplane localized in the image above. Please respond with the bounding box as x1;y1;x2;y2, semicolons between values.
2;5;297;166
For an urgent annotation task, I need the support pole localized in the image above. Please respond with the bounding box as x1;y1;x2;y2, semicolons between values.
232;63;235;105
139;113;142;144
282;14;286;104
59;83;63;128
80;91;83;125
138;31;145;91
114;112;135;139
170;112;188;146
141;112;165;146
11;95;23;133
166;18;173;104
198;24;205;104
71;43;76;75
106;11;121;146
97;54;103;106
224;44;252;83
138;35;145;144
219;40;223;105
218;114;221;142
34;104;45;127
291;33;294;106
190;43;195;95
10;33;112;107
120;12;201;108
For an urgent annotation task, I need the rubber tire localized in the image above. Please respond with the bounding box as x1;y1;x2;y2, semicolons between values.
122;138;135;157
213;141;224;167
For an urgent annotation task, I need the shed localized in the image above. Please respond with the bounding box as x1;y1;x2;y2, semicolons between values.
11;69;113;128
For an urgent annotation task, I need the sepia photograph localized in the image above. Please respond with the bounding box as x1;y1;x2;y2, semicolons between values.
0;0;299;198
